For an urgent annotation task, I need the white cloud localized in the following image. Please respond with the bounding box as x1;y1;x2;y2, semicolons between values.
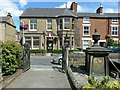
104;8;118;13
0;0;24;17
19;0;28;8
55;1;82;12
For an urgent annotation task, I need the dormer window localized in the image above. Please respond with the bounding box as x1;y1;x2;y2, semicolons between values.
112;18;118;23
83;17;90;23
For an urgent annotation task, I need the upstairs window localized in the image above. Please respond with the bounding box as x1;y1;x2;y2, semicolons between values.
83;26;90;36
112;18;118;23
47;19;52;31
64;18;70;29
111;26;118;36
30;19;37;31
59;18;63;30
83;17;90;23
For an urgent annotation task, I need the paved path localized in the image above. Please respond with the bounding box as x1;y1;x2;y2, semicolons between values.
6;55;71;89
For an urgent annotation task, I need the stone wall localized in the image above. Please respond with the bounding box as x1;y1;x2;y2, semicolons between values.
68;51;85;67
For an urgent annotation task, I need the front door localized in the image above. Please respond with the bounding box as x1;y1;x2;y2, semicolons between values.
47;37;53;53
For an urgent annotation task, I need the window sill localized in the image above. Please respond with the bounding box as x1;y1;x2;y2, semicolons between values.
29;29;37;31
111;35;118;36
83;35;90;36
46;30;52;31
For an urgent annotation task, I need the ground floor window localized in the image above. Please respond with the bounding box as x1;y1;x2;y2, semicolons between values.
25;36;40;49
33;37;39;49
83;40;90;49
25;36;31;48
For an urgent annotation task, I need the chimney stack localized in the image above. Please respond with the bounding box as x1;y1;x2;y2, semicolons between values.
96;4;103;14
70;2;77;12
7;13;12;19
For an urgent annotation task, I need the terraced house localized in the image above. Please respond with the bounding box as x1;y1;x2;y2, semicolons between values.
20;2;120;50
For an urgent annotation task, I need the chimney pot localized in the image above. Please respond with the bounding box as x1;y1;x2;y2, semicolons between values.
70;2;77;12
96;4;103;14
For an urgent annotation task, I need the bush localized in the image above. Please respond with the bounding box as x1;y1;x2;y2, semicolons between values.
2;41;22;75
82;76;120;89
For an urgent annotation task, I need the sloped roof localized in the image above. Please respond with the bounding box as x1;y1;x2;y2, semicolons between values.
0;16;16;28
0;17;7;22
20;8;119;18
20;8;78;18
77;13;119;18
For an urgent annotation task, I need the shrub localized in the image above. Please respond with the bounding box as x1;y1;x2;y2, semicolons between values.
2;41;22;75
82;76;120;89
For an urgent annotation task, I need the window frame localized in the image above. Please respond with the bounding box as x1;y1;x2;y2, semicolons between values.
112;18;118;23
47;18;52;31
29;19;37;31
64;18;70;30
58;18;63;30
83;40;90;49
83;17;90;23
83;24;90;36
111;26;118;36
33;36;40;49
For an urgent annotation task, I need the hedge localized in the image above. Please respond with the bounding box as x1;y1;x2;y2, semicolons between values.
2;41;22;75
30;49;80;54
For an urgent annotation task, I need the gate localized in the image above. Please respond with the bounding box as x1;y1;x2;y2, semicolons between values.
22;43;30;72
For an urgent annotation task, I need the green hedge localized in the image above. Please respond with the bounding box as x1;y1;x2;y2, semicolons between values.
2;41;22;75
30;49;46;53
52;49;62;54
30;49;80;54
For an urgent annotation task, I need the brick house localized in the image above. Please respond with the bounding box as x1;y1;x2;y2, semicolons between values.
20;2;119;50
79;4;120;49
0;13;16;41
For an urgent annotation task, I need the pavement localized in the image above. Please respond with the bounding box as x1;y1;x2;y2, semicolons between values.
4;55;71;89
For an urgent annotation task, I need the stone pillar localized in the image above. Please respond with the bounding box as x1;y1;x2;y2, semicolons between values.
62;47;69;72
57;38;60;49
62;35;64;47
66;48;69;69
31;36;33;49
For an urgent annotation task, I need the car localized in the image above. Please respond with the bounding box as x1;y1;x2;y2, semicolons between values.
51;54;62;65
107;46;120;53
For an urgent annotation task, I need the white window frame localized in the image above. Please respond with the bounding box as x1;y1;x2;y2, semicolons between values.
112;18;118;23
82;38;92;49
83;40;90;49
111;25;118;36
58;18;63;30
32;36;40;49
64;18;70;30
83;17;90;23
83;24;91;36
29;19;37;31
47;18;52;31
